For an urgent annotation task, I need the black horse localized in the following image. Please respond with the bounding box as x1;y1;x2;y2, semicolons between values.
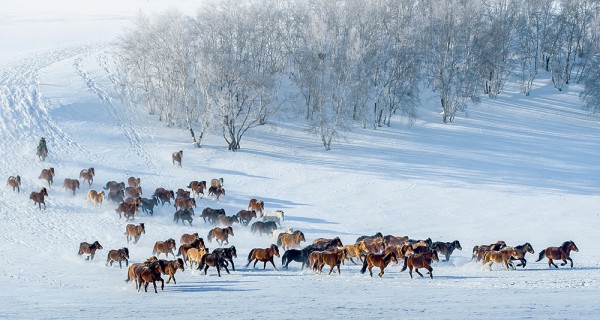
201;207;225;223
212;246;237;271
174;208;194;226
140;196;158;215
356;232;383;243
282;249;305;269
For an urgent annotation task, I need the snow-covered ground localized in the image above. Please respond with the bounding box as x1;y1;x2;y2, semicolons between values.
1;1;599;319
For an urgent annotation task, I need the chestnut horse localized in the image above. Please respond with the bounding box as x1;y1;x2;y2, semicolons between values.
85;190;105;207
106;247;129;268
78;241;103;260
30;187;48;210
342;240;370;264
152;238;177;258
401;250;439;279
38;167;54;187
360;252;399;277
432;240;462;262
187;247;209;269
174;197;196;211
510;242;535;268
136;263;164;293
127;176;141;188
248;198;264;217
125;258;162;290
198;251;230;277
212;246;238;271
79;168;95;186
6;175;21;193
116;197;141;220
246;244;280;270
536;240;579;268
172;150;183;167
125;223;145;244
187;180;206;198
384;244;415;261
159;258;185;284
313;248;348;275
180;232;201;245
177;239;206;265
277;230;306;251
154;188;175;205
207;226;234;245
472;241;507;262
125;186;143;198
236;210;257;226
482;247;518;271
312;237;344;248
63;178;80;195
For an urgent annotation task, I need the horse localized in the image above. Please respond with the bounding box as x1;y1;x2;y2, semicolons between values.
281;249;304;269
207;226;234;245
125;258;163;290
125;186;143;198
401;250;439;279
273;227;293;239
63;178;80;195
312;237;344;248
125;223;145;244
136;262;164;293
30;187;48;210
103;181;125;192
356;232;384;243
384;244;415;261
246;244;280;270
262;216;281;227
250;221;278;236
248;199;264;217
107;189;124;203
407;238;433;247
152;238;177;258
187;180;206;198
202;207;225;224
482;247;518;271
312;248;349;275
176;188;191;199
79;168;95;186
432;240;462;262
173;208;194;226
180;232;200;245
78;241;103;260
37;145;48;161
236;210;257;226
38;167;55;187
127;176;141;188
153;188;175;205
472;241;506;261
208;186;225;202
85;190;105;207
139;196;158;215
212;246;238;271
536;240;579;268
159;258;185;284
211;178;224;189
106;247;129;268
6;175;21;193
198;251;230;277
116;197;141;220
177;238;206;265
382;234;409;246
172;150;183;167
342;240;370;264
277;230;306;251
360;252;399;277
187;247;209;269
216;214;239;227
174;196;196;211
363;238;387;254
299;243;341;270
510;242;535;268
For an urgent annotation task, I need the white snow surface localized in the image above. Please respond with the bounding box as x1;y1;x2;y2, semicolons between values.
1;1;599;319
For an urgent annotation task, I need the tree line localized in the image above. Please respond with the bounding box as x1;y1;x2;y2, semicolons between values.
112;0;600;151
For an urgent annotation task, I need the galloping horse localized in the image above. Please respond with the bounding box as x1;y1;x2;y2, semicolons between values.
248;199;264;217
342;240;370;264
432;240;462;262
63;178;80;195
236;210;257;226
172;150;183;167
6;175;21;193
250;221;278;236
312;248;348;275
38;167;55;187
208;186;225;202
177;239;206;265
401;250;439;279
187;180;206;198
125;223;145;244
360;252;399;277
152;239;177;258
472;241;506;262
212;246;238;271
173;208;194;226
127;176;141;188
86;190;105;207
180;233;200;245
174;197;196;211
159;258;185;284
207;226;234;245
79;168;95;186
187;247;208;269
312;237;344;248
78;241;103;260
30;187;49;210
510;242;535;268
116;197;141;220
198;251;230;277
106;248;129;268
216;214;239;227
277;230;306;251
136;263;164;293
536;240;579;268
201;207;225;224
482;247;518;271
247;244;280;270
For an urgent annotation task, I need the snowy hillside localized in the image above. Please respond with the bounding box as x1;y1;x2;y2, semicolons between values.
1;1;599;319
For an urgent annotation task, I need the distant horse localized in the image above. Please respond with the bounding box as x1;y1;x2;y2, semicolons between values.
159;258;185;284
536;240;579;268
79;168;95;186
207;226;234;245
6;175;21;193
250;221;278;236
401;250;439;279
37;145;48;161
106;247;129;268
213;246;238;271
342;240;370;264
510;242;535;268
208;186;225;202
432;240;462;262
116;197;141;220
216;214;239;227
107;189;124;203
236;210;257;226
246;244;280;270
172;150;183;167
103;181;125;192
177;238;206;265
483;247;518;271
360;252;399;277
174;197;196;211
125;186;143;198
383;234;409;247
125;223;145;244
127;176;141;188
187;247;209;269
273;227;293;239
63;178;80;195
85;190;105;207
152;238;177;258
180;232;200;245
201;207;225;224
187;180;206;198
173;208;194;226
248;199;264;217
38;167;55;187
30;187;48;210
211;178;224;189
277;230;305;251
313;237;344;248
176;188;190;199
356;232;384;243
198;251;230;277
78;241;103;260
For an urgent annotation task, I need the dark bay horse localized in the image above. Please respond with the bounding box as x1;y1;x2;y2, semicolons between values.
208;186;225;202
236;209;257;226
152;238;177;258
6;175;21;193
30;187;49;210
78;241;103;260
136;263;164;293
187;180;206;198
173;208;194;226
401;250;439;279
536;240;579;268
79;167;95;186
360;252;399;277
106;247;129;268
198;251;230;277
432;240;462;262
247;244;280;270
38;167;54;187
207;226;234;245
510;242;535;268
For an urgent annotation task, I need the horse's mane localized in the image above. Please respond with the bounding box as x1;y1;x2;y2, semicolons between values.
561;241;574;251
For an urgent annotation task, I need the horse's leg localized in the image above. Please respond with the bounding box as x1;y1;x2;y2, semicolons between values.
152;280;157;293
160;279;164;291
254;260;259;268
379;266;384;277
408;266;413;278
426;266;433;279
224;264;230;274
216;264;221;277
144;282;149;292
368;266;373;277
263;261;267;269
415;268;424;278
336;263;341;275
270;259;278;271
567;257;573;268
549;259;558;268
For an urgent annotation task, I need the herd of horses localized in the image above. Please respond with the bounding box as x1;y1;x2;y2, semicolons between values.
6;154;582;294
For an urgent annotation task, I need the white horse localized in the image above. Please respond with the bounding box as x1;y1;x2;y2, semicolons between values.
263;209;284;221
272;227;293;239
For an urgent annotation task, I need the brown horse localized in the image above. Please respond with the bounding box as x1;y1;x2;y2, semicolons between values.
136;263;164;293
401;250;439;279
360;252;399;277
6;175;21;193
30;187;48;210
510;242;535;268
472;241;507;262
246;244;280;270
39;167;54;187
125;223;145;244
177;239;206;265
207;226;234;245
187;180;206;198
85;190;105;208
106;247;129;268
176;188;191;199
159;258;185;284
180;232;200;245
277;230;306;251
63;178;80;195
187;247;209;269
125;186;143;198
364;238;387;254
208;186;225;202
383;234;409;247
79;168;95;186
153;239;177;258
172;150;183;167
343;240;370;264
198;251;230;277
432;240;462;262
248;198;264;217
78;241;103;260
312;237;344;248
536;240;579;268
384;244;415;261
127;176;141;188
153;188;175;205
116;197;141;220
216;214;239;227
236;210;257;226
313;248;348;275
482;247;518;270
104;181;126;192
175;197;196;211
125;258;163;290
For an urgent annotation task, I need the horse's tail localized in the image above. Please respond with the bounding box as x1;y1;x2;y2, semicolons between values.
277;233;283;247
152;244;158;256
198;254;208;270
360;257;368;274
536;249;546;262
400;256;408;272
247;249;255;262
207;230;213;242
